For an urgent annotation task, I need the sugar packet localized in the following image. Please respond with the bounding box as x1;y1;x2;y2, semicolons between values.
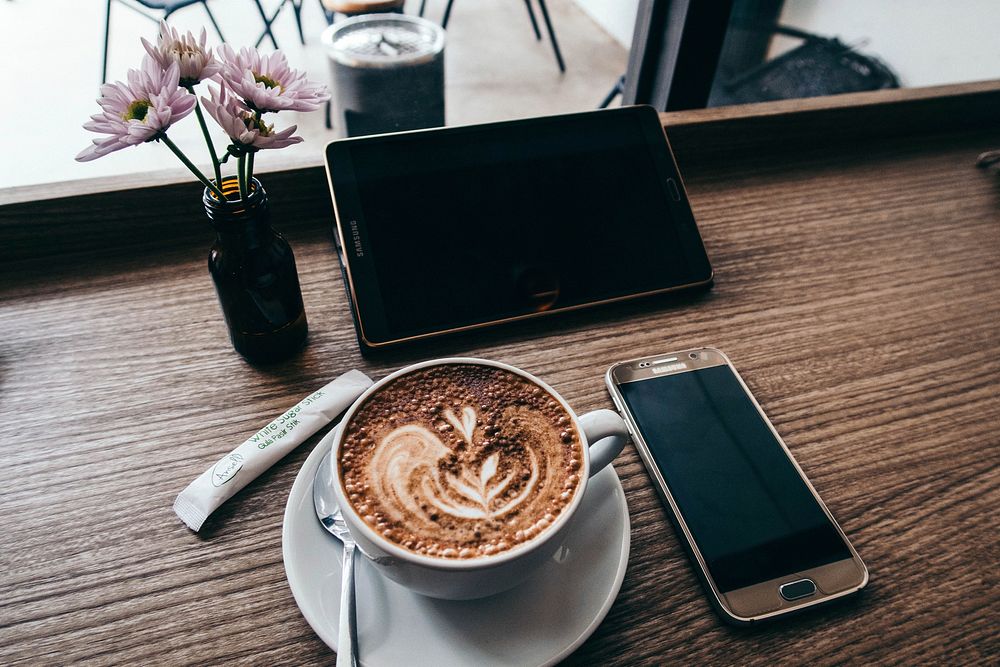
174;370;373;532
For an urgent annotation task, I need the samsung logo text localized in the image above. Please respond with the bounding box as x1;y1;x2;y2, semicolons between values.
652;362;688;374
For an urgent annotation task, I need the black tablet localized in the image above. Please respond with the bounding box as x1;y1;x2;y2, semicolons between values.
324;105;713;351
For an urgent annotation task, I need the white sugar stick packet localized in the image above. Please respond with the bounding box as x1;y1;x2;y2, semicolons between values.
174;369;373;532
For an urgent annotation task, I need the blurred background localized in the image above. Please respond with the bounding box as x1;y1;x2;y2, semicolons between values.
2;0;998;189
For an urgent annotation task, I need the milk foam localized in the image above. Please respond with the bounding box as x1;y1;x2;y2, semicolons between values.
370;407;540;521
339;364;583;559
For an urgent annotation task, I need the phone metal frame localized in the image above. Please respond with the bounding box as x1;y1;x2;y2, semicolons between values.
606;347;868;624
323;105;714;351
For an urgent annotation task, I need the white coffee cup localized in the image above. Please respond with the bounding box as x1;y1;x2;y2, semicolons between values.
327;357;629;600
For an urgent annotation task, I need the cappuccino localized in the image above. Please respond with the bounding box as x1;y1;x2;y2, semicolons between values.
339;364;583;559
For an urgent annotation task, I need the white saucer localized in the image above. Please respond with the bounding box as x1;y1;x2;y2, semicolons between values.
282;437;631;667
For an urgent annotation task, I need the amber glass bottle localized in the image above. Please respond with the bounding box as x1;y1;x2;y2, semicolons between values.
204;178;307;362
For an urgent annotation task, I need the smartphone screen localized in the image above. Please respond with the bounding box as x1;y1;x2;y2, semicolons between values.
617;363;853;593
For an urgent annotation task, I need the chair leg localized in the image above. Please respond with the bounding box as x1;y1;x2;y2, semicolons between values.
101;0;112;83
292;0;306;45
318;0;332;24
441;0;454;29
201;1;226;43
535;0;565;73
252;0;280;49
418;0;426;17
523;0;541;41
599;74;625;108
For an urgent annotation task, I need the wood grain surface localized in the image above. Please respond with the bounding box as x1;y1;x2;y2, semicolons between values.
1;86;998;665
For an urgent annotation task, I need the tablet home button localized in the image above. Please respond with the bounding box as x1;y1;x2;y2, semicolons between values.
514;265;560;312
779;579;817;601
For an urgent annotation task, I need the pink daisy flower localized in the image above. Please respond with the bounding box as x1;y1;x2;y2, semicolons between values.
217;44;329;113
141;20;222;87
76;56;196;162
201;83;303;151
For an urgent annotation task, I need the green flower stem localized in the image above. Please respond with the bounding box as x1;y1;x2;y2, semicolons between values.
237;153;248;201
186;86;223;188
247;111;261;186
160;134;225;199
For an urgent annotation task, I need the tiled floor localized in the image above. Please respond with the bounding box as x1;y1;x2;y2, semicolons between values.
1;0;627;189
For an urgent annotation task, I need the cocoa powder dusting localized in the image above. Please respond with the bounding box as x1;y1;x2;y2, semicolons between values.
339;364;583;559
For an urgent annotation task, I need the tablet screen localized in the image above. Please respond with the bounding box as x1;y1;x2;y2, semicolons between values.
327;106;712;347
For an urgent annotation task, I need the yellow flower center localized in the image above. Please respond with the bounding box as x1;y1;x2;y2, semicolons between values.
172;43;201;57
123;99;151;122
253;73;283;92
242;113;272;137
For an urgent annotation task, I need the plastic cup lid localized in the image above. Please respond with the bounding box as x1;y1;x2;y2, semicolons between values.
322;15;445;68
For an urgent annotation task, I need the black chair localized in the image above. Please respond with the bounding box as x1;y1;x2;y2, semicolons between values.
421;0;565;72
101;0;225;83
251;0;307;49
254;0;402;52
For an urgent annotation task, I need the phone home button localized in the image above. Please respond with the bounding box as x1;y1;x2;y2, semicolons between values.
779;578;817;601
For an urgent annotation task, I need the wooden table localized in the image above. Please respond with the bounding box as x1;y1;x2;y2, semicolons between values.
2;83;998;665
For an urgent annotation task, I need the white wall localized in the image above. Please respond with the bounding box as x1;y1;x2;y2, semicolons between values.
573;0;640;48
770;0;1000;87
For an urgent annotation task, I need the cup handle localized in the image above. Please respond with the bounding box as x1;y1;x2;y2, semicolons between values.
577;409;630;477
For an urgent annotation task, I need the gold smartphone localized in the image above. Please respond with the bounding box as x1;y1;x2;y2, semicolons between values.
606;348;868;624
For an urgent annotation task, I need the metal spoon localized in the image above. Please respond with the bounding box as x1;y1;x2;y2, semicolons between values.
313;449;358;667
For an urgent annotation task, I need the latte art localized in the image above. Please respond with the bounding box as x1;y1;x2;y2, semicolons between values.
372;407;541;521
339;364;584;559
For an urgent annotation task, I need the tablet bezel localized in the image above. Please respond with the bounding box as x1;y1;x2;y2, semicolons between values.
324;105;713;350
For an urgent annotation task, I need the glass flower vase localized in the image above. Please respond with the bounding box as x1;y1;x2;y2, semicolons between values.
204;177;308;362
